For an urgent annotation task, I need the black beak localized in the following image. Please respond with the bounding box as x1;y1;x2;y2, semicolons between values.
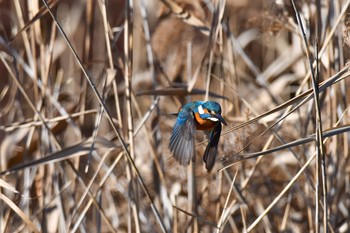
215;114;227;125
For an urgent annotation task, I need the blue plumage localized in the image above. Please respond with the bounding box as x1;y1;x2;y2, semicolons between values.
169;101;227;171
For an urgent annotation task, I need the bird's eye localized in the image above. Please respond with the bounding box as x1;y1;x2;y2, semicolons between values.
210;110;216;115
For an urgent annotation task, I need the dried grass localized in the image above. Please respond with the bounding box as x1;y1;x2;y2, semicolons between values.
0;0;350;232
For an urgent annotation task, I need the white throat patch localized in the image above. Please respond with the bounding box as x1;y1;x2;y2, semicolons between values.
208;117;219;122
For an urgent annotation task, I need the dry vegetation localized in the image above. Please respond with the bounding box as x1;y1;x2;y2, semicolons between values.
0;0;350;232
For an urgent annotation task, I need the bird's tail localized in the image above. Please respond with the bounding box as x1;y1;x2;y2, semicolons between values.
203;123;222;172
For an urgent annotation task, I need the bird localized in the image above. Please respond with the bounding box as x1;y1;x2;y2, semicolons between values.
169;100;227;171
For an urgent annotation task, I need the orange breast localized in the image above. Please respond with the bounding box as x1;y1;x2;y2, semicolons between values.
194;112;216;130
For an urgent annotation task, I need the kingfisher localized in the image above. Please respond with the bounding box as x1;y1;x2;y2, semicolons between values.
169;101;227;171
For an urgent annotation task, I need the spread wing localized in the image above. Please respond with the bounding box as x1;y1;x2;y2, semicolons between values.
203;123;222;171
169;108;196;166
